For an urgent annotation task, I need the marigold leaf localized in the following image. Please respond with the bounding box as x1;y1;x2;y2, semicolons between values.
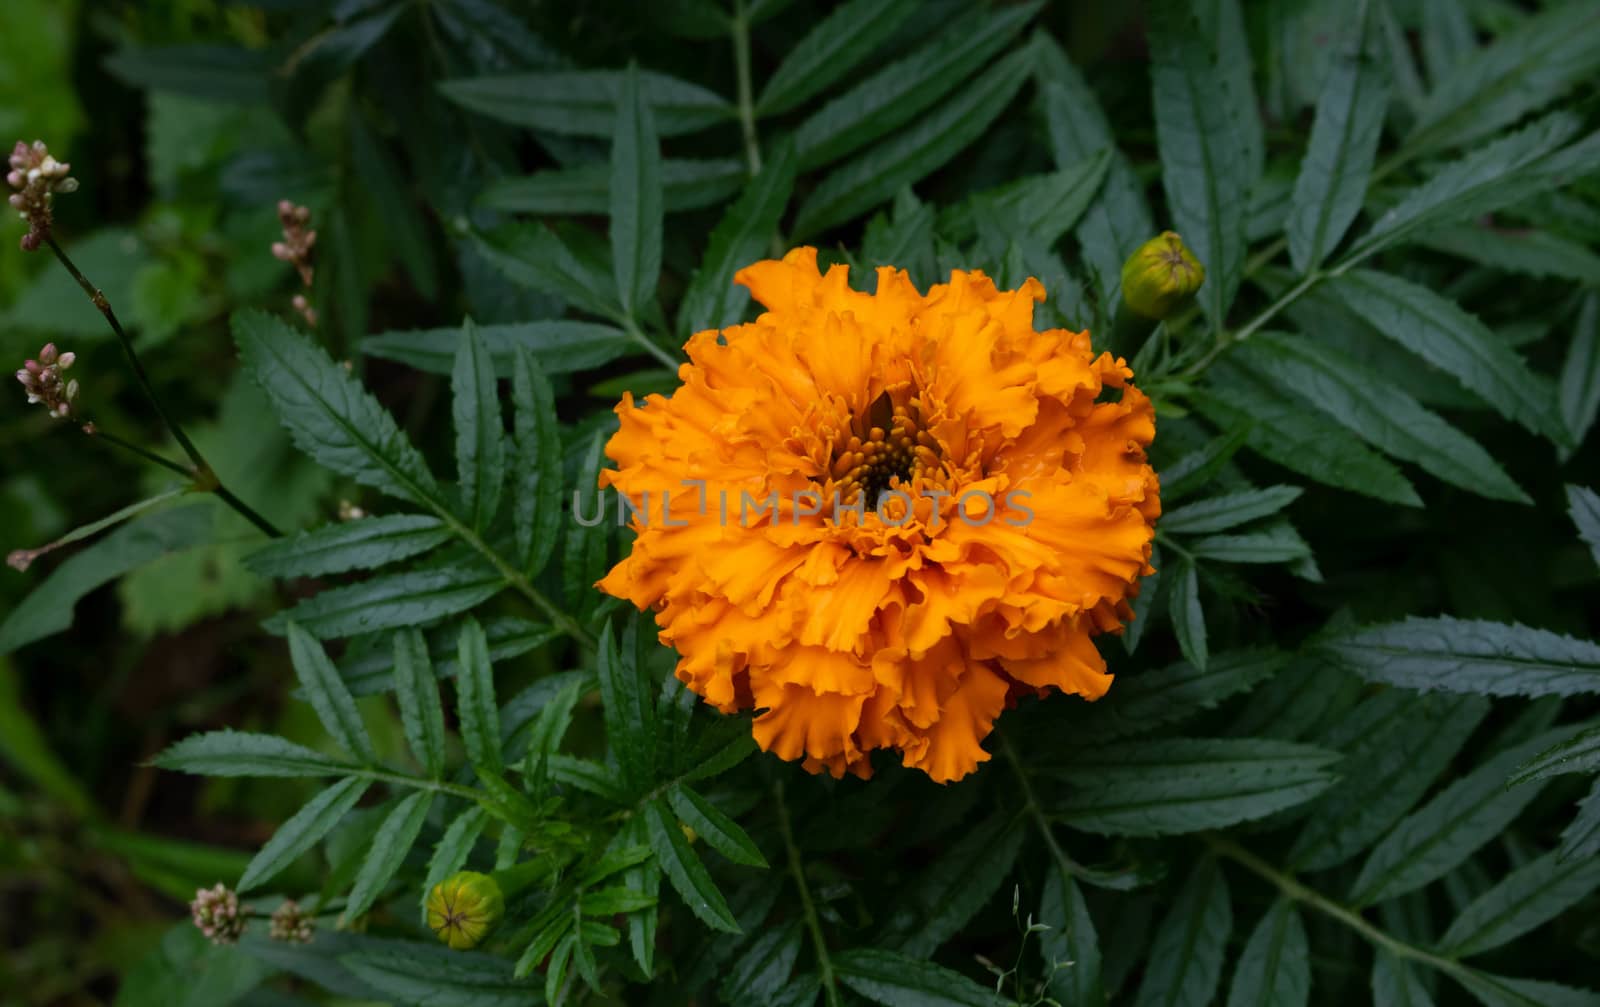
342;617;556;697
1371;950;1435;1007
511;346;563;579
611;65;662;321
1161;487;1303;536
549;755;632;804
1331;269;1570;447
1416;224;1600;286
1159;427;1249;503
153;729;353;778
1168;556;1208;673
264;563;508;640
438;69;733;138
1319;616;1600;698
1559;295;1600;456
1149;0;1248;327
238;777;369;892
472;222;621;320
421;805;490;923
678;137;797;338
791;43;1034;238
455;617;503;776
643;797;739;933
891;813;1023;958
363;321;633;378
286;622;376;764
345;791;434;922
563;430;612;620
1559;779;1600;862
597;618;656;792
936;150;1110;248
1050;738;1340;837
1190;523;1314;565
1406;2;1600;156
792;3;1038;170
1231;333;1529;503
341;943;532;1006
452;323;506;532
245;515;451;580
1348;725;1587;906
1134;858;1232;1007
479;158;743;216
833;948;1004;1007
393;628;447;779
1040;864;1103;1005
233;310;440;508
720;918;804;1004
755;0;918;116
667;785;766;868
1287;6;1388;273
1509;720;1600;786
1449;970;1600;1007
1070;648;1286;744
1436;849;1600;958
1226;898;1309;1007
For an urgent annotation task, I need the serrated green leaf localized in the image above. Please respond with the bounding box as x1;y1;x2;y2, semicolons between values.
1160;427;1249;503
1072;649;1286;744
611;65;662;320
1226;899;1309;1007
479;158;743;215
1341;113;1581;267
1190;523;1313;565
1510;721;1600;785
1372;950;1436;1007
287;622;376;764
1417;224;1600;285
1049;738;1339;836
1559;779;1600;862
1320;616;1600;698
563;429;612;618
937;150;1110;247
1451;970;1600;1007
579;886;657;917
438;69;732;137
1194;376;1422;507
793;4;1038;170
341;944;533;1006
421;805;489;921
643;797;739;933
1169;556;1208;673
892;813;1023;958
239;777;369;892
678;138;797;338
455;617;502;776
1290;692;1488;872
1123;543;1162;655
344;617;556;697
1560;294;1600;453
1149;0;1247;327
523;679;584;768
549;755;632;804
153;729;353;778
1332;269;1569;445
721;918;804;1004
511;347;563;578
363;321;633;378
245;516;451;580
667;785;766;868
233;310;440;507
473;222;621;319
597;619;656;791
345;791;434;922
1406;2;1600;156
265;563;507;639
1231;333;1529;503
452;325;506;532
1041;864;1103;1005
791;44;1033;238
834;948;1004;1007
393;629;447;779
1287;6;1388;273
756;0;917;116
1349;726;1584;906
1162;487;1303;536
1436;849;1600;957
1135;858;1232;1007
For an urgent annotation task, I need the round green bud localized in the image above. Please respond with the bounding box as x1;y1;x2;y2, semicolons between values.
1120;231;1205;320
426;871;504;950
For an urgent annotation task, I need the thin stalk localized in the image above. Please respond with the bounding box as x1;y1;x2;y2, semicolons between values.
1178;269;1324;378
45;236;282;538
731;0;763;176
84;426;194;479
1204;834;1473;981
998;732;1105;887
621;317;682;372
775;779;840;1007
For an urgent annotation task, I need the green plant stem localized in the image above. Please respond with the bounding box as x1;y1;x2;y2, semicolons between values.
358;766;486;804
775;779;840;1007
1178;269;1324;378
997;731;1105;888
45;236;282;539
731;0;763;176
84;426;194;479
1204;834;1472;981
621;317;682;372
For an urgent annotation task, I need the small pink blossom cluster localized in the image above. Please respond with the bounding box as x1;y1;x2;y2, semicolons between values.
15;342;78;419
190;883;245;945
272;199;318;326
8;140;78;251
269;899;314;943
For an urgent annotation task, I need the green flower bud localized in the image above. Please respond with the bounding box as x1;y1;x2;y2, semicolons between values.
1120;231;1205;320
427;871;504;950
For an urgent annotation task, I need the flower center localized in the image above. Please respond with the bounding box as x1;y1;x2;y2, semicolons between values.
830;390;941;504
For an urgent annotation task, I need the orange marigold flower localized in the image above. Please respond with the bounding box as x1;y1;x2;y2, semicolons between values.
598;247;1160;783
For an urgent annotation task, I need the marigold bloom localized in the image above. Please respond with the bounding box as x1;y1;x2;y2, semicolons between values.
599;248;1159;783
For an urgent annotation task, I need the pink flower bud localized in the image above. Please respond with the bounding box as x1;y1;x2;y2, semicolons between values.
56;352;74;369
20;232;40;251
277;199;293;216
15;369;30;385
38;343;56;365
24;359;40;375
271;242;291;260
